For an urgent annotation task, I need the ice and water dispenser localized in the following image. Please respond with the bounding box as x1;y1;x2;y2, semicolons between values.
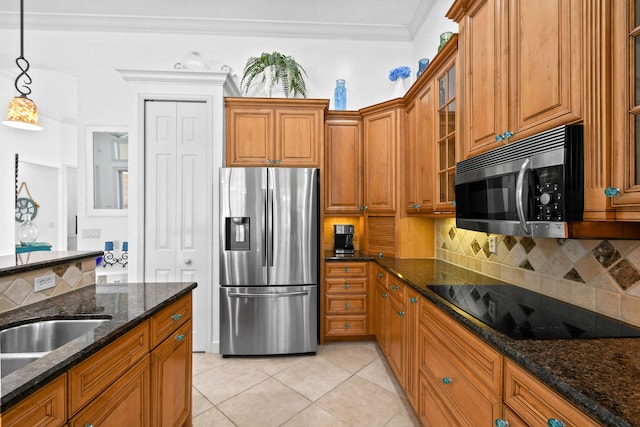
225;217;250;251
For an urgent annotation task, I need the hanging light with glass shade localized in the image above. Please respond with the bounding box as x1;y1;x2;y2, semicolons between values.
2;0;42;131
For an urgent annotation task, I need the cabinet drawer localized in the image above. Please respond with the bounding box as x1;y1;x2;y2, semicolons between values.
150;293;192;348
420;300;502;394
325;277;368;293
371;264;388;290
2;374;67;427
325;262;368;277
388;276;405;303
504;360;599;427
69;356;150;427
69;321;150;415
325;294;367;314
324;315;368;336
420;323;502;426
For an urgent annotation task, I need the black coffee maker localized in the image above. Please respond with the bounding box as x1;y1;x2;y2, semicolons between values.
334;224;355;254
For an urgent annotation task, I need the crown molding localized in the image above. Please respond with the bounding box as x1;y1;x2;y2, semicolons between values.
0;12;413;42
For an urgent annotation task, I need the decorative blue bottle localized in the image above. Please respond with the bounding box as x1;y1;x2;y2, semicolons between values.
334;79;346;110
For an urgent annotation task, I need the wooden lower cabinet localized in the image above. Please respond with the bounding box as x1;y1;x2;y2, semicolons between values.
3;293;194;427
404;287;420;409
324;261;370;339
1;374;67;427
69;356;150;427
151;321;192;427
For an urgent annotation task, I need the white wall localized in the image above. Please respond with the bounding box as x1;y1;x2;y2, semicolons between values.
412;1;458;74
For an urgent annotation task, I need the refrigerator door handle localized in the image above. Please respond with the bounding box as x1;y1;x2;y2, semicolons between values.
228;290;310;298
262;188;267;267
267;188;274;267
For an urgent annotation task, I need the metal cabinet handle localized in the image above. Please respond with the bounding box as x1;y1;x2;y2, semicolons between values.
547;419;565;427
377;273;383;278
345;303;350;308
391;285;398;291
175;334;185;341
345;283;350;289
412;203;420;209
275;159;281;165
344;323;350;329
410;297;418;304
172;313;182;321
495;419;509;427
184;258;192;265
345;267;349;272
495;130;513;141
442;377;453;385
398;311;405;317
381;293;387;298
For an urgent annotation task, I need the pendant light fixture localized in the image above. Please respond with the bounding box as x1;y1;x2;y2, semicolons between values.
2;0;42;131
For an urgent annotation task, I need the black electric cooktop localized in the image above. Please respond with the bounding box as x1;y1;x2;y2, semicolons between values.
427;284;640;340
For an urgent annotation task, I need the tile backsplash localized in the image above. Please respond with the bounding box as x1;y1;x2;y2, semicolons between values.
0;259;97;314
435;218;640;327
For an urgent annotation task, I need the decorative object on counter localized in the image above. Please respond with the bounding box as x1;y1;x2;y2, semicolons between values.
15;181;39;222
102;241;128;268
417;58;430;78
174;51;209;70
438;31;454;51
334;79;347;110
389;66;411;98
17;214;38;245
16;241;51;253
241;51;308;98
2;0;42;131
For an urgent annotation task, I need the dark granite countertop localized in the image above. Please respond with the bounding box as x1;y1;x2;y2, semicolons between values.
0;281;197;412
0;250;104;277
326;254;639;427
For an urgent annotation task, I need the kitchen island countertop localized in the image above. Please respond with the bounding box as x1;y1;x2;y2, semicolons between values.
326;252;640;427
0;281;197;412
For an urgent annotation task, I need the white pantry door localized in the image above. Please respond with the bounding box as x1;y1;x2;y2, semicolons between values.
144;100;210;351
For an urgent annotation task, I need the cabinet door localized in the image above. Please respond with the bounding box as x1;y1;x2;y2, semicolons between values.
459;0;509;158
151;322;192;427
225;107;274;166
435;59;457;213
363;107;399;213
374;281;388;354
275;108;322;167
509;0;582;138
404;288;420;409
69;356;150;427
325;113;364;214
406;87;435;213
387;295;405;381
2;375;66;427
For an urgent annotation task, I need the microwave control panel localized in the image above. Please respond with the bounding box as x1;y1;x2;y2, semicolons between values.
533;166;565;221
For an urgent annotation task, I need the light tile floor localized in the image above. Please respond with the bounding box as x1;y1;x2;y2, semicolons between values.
192;341;421;426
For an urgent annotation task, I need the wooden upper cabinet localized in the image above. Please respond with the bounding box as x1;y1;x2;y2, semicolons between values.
449;0;582;160
225;97;328;167
324;111;364;214
404;35;457;215
361;101;403;214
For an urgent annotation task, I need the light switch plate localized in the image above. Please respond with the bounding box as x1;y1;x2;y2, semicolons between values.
488;236;497;254
34;273;56;292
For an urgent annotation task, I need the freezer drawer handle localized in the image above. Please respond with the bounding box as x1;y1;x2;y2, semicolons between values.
228;290;310;298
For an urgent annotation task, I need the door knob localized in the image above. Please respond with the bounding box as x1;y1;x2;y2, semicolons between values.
184;258;192;265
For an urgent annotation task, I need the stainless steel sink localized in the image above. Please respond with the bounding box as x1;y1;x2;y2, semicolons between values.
0;318;111;377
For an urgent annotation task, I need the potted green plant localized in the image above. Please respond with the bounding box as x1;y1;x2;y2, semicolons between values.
241;52;308;98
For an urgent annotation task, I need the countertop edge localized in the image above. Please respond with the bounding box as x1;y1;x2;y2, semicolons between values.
325;255;631;427
1;251;104;277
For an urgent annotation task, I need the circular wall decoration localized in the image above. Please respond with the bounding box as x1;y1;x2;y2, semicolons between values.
15;197;38;222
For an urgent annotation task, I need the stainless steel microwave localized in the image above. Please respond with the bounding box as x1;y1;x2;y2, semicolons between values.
455;124;583;238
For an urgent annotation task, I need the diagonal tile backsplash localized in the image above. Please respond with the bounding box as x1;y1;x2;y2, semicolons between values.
435;218;640;327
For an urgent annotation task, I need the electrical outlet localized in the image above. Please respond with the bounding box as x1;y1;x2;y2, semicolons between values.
488;236;498;254
34;273;56;292
82;229;101;239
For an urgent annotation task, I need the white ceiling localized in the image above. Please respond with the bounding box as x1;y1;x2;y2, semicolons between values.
0;0;440;41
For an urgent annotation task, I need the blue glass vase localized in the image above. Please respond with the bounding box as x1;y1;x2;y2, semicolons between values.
334;79;346;110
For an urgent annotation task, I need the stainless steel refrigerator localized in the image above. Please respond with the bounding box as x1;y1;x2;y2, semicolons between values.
219;167;319;356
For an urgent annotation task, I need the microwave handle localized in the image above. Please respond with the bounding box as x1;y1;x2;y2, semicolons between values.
515;158;531;235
